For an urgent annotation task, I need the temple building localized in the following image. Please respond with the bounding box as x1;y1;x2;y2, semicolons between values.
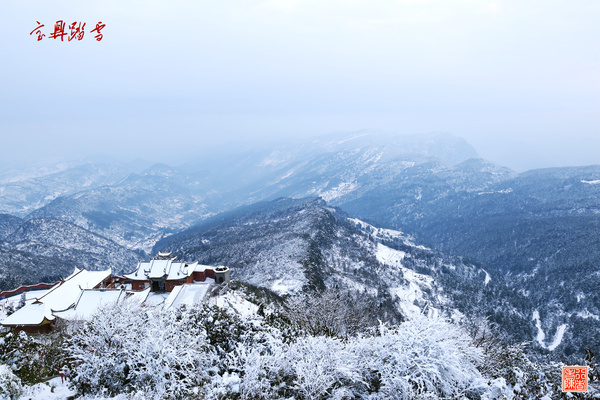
1;268;112;333
1;253;231;333
124;252;229;292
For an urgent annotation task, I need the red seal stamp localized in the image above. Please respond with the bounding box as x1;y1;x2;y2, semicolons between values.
562;366;588;392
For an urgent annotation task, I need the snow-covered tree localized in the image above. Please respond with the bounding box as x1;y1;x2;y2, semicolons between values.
17;293;26;310
237;315;489;400
70;301;217;399
65;294;562;399
0;364;22;400
282;289;378;339
0;331;43;385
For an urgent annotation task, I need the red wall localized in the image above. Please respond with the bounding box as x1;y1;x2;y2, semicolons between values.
193;271;205;282
165;279;186;292
192;269;215;281
0;282;59;299
12;323;52;334
131;281;148;291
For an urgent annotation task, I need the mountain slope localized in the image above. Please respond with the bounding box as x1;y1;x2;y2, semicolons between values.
0;219;141;290
27;164;212;252
156;195;600;358
0;163;132;217
8;133;599;359
341;164;600;358
24;132;481;252
0;214;23;240
154;197;514;325
205;131;484;208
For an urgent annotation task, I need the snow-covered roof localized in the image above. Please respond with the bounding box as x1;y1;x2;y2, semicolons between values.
0;302;49;326
164;283;211;309
52;289;125;321
1;268;111;327
144;292;170;307
125;287;151;305
124;259;197;281
194;264;215;272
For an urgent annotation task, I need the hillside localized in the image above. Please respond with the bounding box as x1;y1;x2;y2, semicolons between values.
341;164;600;358
0;214;23;240
27;164;212;253
25;132;479;252
0;163;131;217
154;197;521;326
2;132;598;359
0;218;141;290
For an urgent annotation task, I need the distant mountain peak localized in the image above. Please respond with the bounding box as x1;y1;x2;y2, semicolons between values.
309;130;479;166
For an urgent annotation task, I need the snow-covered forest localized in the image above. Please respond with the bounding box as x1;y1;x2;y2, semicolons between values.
1;287;592;400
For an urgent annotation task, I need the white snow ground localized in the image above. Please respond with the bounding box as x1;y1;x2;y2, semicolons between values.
18;377;75;400
375;243;438;318
532;310;567;351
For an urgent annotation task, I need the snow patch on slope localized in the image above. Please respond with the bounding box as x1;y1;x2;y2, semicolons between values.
482;269;491;286
477;188;513;195
532;310;567;351
319;181;358;202
208;290;259;319
377;243;436;318
532;310;546;346
258;151;290;167
576;309;600;320
548;325;567;351
375;243;405;267
271;278;304;296
348;218;429;250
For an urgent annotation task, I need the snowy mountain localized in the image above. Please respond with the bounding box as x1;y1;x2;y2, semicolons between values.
0;163;132;217
193;131;483;209
0;214;23;240
2;132;598;359
0;218;140;290
27;164;213;253
23;132;481;252
342;164;600;358
154;197;507;323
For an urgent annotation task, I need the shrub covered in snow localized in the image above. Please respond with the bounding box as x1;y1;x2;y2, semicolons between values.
0;326;69;386
70;302;218;399
0;364;22;400
281;289;379;339
0;331;46;385
354;318;486;399
467;317;561;399
231;316;488;400
67;298;568;399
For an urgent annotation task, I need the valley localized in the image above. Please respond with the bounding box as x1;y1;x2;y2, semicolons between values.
1;131;598;363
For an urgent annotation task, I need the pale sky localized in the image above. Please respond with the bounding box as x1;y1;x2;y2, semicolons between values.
1;0;598;171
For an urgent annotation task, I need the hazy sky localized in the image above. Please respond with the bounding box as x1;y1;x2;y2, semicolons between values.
1;0;598;171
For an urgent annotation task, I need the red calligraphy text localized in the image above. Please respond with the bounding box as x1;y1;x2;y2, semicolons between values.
30;21;45;41
48;20;67;41
68;21;86;41
90;22;106;41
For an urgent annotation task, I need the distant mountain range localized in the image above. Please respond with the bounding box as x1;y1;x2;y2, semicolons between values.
4;132;481;253
0;163;132;217
26;164;212;252
1;130;599;359
0;217;140;290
